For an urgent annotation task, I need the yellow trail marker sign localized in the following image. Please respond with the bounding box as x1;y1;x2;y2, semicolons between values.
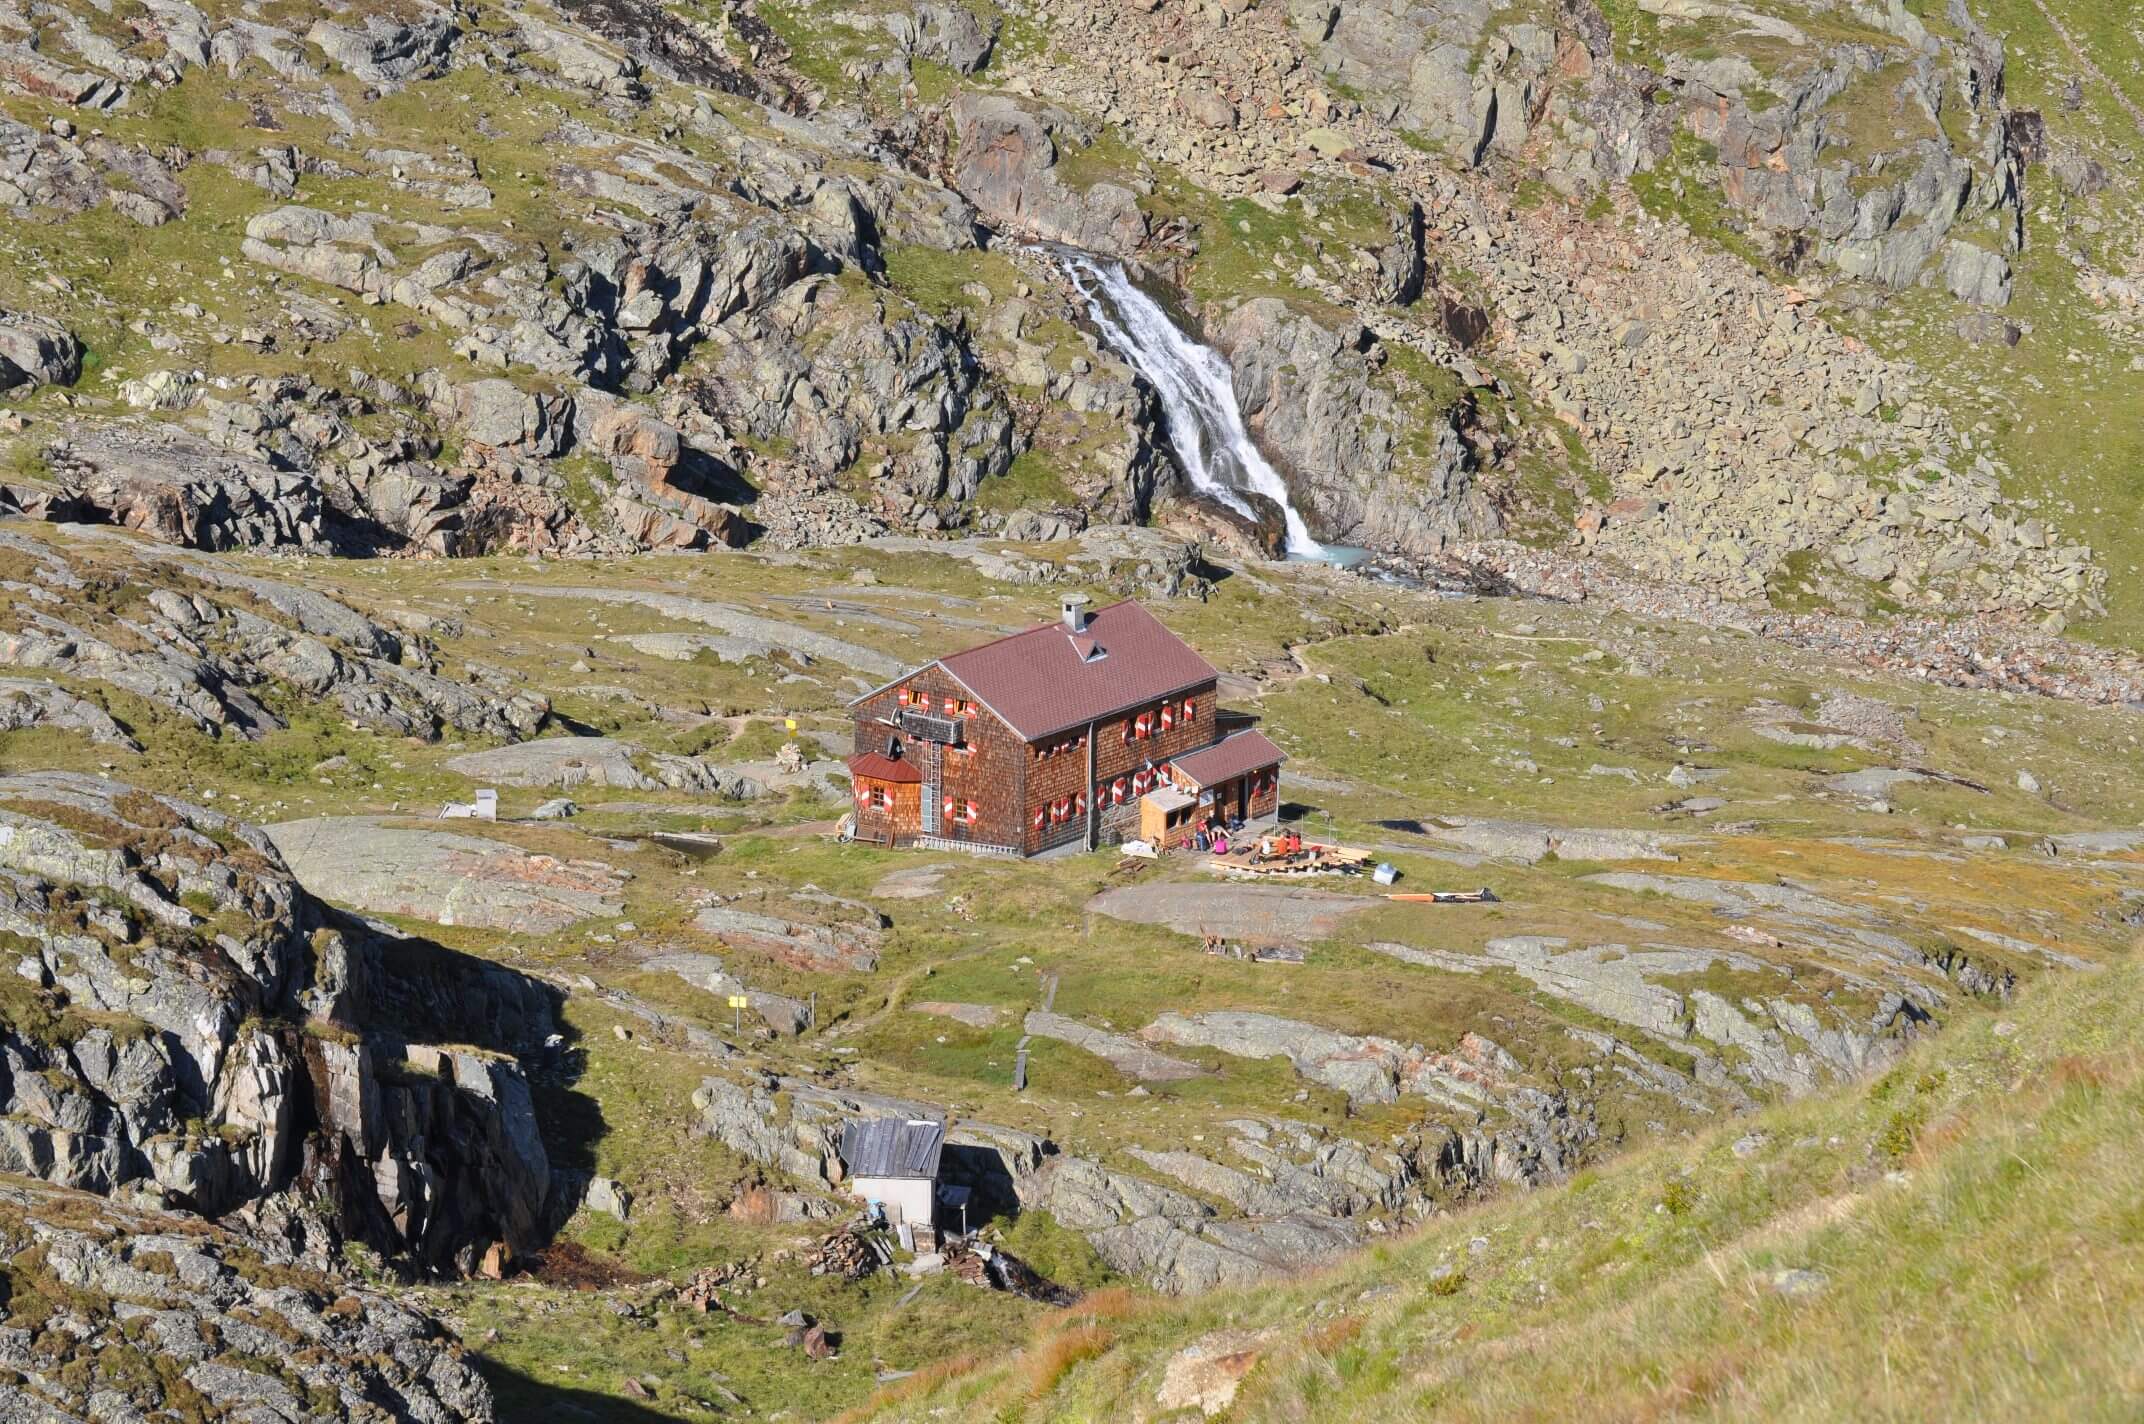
726;995;749;1008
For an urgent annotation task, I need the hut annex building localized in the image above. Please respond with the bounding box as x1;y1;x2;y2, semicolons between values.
847;596;1283;857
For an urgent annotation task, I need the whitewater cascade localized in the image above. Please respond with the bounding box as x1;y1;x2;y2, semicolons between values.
1060;253;1325;558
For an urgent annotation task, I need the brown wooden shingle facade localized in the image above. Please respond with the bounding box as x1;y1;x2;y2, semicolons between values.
847;597;1281;857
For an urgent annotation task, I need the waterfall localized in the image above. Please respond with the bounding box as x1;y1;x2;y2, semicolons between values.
1059;253;1326;559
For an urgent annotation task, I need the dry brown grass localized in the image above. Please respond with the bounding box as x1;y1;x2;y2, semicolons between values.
831;1352;985;1424
1307;1313;1364;1356
1024;1323;1115;1399
1035;1285;1145;1333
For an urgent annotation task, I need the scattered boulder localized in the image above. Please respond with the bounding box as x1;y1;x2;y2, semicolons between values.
0;308;81;389
1156;1327;1282;1417
585;1175;632;1221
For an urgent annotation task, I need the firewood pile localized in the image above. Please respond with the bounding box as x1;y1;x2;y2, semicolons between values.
942;1241;1079;1306
808;1225;893;1279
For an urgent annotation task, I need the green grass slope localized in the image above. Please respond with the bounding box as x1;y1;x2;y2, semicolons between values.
852;941;2144;1422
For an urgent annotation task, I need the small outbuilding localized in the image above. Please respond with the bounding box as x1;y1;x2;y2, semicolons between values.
1167;728;1284;826
1138;784;1199;850
840;1117;946;1229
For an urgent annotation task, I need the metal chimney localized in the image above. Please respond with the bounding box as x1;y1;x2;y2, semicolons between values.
1061;594;1090;633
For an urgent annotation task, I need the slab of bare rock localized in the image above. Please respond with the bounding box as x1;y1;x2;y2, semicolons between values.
1362;940;1487;974
693;1075;1389;1292
2040;830;2144;858
1156;1327;1283;1416
1581;872;1864;922
873;863;951;900
1128;1133;1405;1219
445;737;764;798
912;1000;1001;1028
1826;768;1929;799
1087;1208;1365;1294
1142;1011;1514;1110
694;902;883;972
1088;883;1379;945
447;736;648;789
33;424;330;551
1483;935;1904;1091
267;817;627;930
1408;817;1686;863
607;631;783;664
306;11;458;86
474;583;904;677
1024;1010;1204;1081
644;951;812;1033
1950;925;2095;971
883;0;998;72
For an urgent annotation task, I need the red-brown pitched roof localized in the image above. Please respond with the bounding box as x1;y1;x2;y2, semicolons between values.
1171;729;1284;789
913;600;1218;743
849;751;923;784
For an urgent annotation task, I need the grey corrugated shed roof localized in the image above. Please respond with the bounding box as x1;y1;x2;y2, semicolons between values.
841;1117;946;1180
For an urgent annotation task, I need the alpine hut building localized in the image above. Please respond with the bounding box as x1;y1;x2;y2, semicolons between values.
847;596;1283;856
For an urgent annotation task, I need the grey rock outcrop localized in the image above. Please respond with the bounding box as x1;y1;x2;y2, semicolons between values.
0;536;547;743
1143;1011;1509;1111
645;952;811;1035
33;425;333;552
1289;0;2029;307
948;93;1148;255
0;775;558;1272
306;10;458;87
0;1177;494;1421
445;736;766;798
883;0;998;72
1024;1010;1205;1082
1216;299;1500;555
0;678;139;748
